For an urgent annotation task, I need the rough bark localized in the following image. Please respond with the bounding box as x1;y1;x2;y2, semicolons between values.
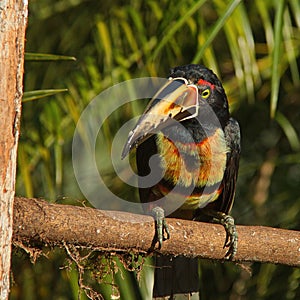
0;1;27;298
13;197;300;267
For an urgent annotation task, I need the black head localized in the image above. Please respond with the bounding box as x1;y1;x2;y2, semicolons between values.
169;64;230;125
122;64;230;158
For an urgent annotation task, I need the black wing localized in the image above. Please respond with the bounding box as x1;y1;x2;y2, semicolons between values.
218;117;241;214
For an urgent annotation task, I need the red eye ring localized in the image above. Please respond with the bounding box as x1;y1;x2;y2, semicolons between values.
197;79;215;90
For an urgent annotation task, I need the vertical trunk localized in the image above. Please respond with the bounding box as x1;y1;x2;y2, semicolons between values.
0;0;28;298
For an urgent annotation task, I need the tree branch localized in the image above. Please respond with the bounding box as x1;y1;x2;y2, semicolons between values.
13;197;300;267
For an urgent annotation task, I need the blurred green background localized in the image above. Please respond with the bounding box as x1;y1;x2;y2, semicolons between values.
11;0;300;299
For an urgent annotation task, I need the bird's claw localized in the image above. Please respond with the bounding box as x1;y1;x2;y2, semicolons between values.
151;206;170;248
219;214;238;260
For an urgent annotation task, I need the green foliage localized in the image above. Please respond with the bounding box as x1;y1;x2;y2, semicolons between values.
12;0;300;299
23;89;68;102
25;52;76;61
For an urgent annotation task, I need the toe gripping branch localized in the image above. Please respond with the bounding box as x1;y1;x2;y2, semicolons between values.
151;206;170;248
202;209;238;260
218;213;238;260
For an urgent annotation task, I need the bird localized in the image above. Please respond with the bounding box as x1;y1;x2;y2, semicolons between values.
122;64;241;298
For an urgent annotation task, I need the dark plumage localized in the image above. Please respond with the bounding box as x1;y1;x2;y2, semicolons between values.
122;64;241;297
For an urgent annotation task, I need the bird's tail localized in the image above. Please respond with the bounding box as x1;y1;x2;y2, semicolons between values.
153;255;200;299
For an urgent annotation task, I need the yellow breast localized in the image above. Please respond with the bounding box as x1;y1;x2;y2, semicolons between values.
155;128;228;209
156;128;228;188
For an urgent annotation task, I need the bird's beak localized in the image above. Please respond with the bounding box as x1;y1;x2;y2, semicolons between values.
122;77;199;159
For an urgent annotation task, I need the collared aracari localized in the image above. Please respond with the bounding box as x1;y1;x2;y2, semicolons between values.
122;64;241;297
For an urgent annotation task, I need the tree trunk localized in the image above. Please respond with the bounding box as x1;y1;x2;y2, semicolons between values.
0;1;28;298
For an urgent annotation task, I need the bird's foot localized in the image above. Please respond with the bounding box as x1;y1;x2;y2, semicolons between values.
218;213;238;260
151;206;170;248
201;209;238;260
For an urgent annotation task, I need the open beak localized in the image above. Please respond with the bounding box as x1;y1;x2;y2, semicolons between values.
121;77;199;159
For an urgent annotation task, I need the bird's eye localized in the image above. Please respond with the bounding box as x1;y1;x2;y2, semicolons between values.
201;88;210;99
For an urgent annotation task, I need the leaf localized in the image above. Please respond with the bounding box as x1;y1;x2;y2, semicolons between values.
275;111;300;152
270;0;285;118
192;0;242;63
152;0;207;60
25;52;76;61
22;89;68;102
96;20;112;67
